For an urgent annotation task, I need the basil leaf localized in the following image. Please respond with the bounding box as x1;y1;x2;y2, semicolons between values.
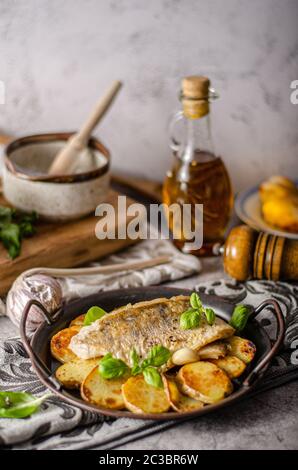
84;306;107;326
204;307;215;325
0;206;13;224
0;391;51;419
0;223;21;259
19;220;35;237
130;348;142;375
131;365;142;375
142;366;163;389
0;206;38;259
180;308;201;330
230;305;251;331
144;345;171;368
98;354;129;379
190;292;202;310
130;348;139;367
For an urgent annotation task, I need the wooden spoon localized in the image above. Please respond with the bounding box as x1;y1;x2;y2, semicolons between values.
48;80;122;175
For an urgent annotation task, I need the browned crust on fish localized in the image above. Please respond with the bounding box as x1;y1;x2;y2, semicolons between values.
70;296;235;364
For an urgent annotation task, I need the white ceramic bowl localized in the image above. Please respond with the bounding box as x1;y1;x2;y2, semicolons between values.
3;133;110;221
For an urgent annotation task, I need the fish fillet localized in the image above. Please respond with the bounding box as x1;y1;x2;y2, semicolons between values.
69;296;234;365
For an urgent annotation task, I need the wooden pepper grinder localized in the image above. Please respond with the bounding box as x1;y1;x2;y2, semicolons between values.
221;225;298;281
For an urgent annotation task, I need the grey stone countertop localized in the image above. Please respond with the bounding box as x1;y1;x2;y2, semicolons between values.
0;257;297;450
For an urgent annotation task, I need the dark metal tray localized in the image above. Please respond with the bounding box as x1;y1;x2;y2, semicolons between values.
20;286;285;420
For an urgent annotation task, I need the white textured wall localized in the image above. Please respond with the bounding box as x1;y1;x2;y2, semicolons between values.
0;0;297;190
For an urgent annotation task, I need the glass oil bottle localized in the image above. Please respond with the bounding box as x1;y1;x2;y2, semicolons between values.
162;76;233;256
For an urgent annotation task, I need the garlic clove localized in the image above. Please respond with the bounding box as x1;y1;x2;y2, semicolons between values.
172;347;199;366
196;342;227;360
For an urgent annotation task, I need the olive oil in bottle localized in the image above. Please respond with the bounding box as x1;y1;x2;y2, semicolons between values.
162;76;233;256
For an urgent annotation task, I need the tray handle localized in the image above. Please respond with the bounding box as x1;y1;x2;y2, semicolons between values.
20;299;62;390
242;299;285;387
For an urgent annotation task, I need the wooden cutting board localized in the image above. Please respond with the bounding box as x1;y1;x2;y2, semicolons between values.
0;190;139;296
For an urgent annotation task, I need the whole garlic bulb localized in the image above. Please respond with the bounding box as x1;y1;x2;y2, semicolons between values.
6;274;63;332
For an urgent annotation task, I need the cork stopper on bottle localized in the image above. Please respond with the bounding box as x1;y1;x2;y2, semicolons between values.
181;76;210;119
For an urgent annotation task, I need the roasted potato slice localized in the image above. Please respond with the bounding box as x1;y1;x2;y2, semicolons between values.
81;366;126;410
163;376;180;408
210;355;246;378
50;326;80;363
55;358;100;389
122;375;170;414
176;394;205;412
163;376;204;413
177;361;233;404
226;336;256;364
197;341;227;360
70;314;86;327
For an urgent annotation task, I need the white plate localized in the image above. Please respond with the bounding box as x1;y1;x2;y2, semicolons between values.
235;184;298;240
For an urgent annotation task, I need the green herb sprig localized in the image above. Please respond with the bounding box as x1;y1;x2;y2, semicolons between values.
0;206;38;259
180;292;216;330
180;308;201;330
98;345;171;389
140;345;171;369
99;354;129;379
229;305;251;331
83;306;107;326
0;391;52;419
142;366;163;389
